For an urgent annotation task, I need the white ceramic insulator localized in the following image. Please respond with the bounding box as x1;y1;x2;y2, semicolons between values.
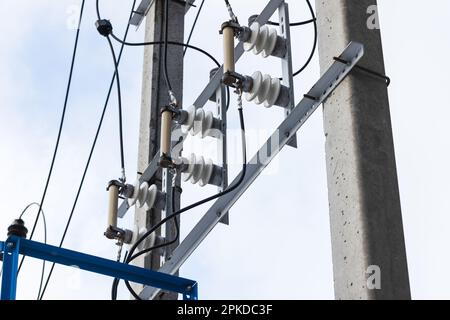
182;106;217;138
182;154;214;187
181;105;196;134
245;71;281;108
192;108;215;138
243;22;278;58
128;180;158;211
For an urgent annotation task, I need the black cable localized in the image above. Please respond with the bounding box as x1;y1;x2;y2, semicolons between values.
223;0;238;24
110;30;232;112
106;35;126;180
111;251;128;300
163;0;173;96
267;18;316;27
183;0;205;57
17;0;86;274
110;34;221;69
292;0;317;77
18;203;47;300
96;0;126;180
226;86;230;111
38;0;137;300
121;103;246;300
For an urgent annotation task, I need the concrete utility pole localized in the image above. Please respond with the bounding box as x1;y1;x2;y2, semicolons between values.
315;0;411;299
133;0;185;300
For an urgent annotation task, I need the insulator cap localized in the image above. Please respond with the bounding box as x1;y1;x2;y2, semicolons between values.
245;71;288;108
7;219;28;238
243;22;286;58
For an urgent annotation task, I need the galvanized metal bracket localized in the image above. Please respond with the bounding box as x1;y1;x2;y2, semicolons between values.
279;2;297;148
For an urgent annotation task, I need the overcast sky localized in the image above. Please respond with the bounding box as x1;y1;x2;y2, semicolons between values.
0;0;449;300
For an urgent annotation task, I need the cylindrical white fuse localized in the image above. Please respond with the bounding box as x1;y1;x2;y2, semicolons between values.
107;182;119;229
222;23;235;74
160;109;173;164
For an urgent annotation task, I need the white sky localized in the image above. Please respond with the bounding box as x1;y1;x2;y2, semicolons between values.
0;0;449;300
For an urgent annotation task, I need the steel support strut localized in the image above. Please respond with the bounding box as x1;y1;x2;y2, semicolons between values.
0;236;198;300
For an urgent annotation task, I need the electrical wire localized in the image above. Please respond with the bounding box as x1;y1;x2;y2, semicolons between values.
267;18;316;27
183;0;205;57
38;0;137;300
96;0;127;181
106;35;127;181
163;0;173;97
17;0;86;275
292;0;317;77
15;203;47;300
223;0;239;24
110;34;232;111
110;31;234;111
110;34;221;69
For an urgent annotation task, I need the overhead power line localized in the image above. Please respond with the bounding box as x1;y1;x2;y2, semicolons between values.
17;0;86;275
184;0;206;57
38;0;138;300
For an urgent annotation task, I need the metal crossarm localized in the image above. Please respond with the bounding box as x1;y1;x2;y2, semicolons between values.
138;41;365;300
0;236;198;300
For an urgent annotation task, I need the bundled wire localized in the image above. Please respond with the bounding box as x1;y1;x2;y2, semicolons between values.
292;0;317;77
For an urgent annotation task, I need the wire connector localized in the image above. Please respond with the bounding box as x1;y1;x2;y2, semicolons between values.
224;0;239;24
95;19;113;37
168;90;178;107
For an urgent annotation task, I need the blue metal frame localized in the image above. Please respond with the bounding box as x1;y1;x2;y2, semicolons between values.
0;236;198;300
